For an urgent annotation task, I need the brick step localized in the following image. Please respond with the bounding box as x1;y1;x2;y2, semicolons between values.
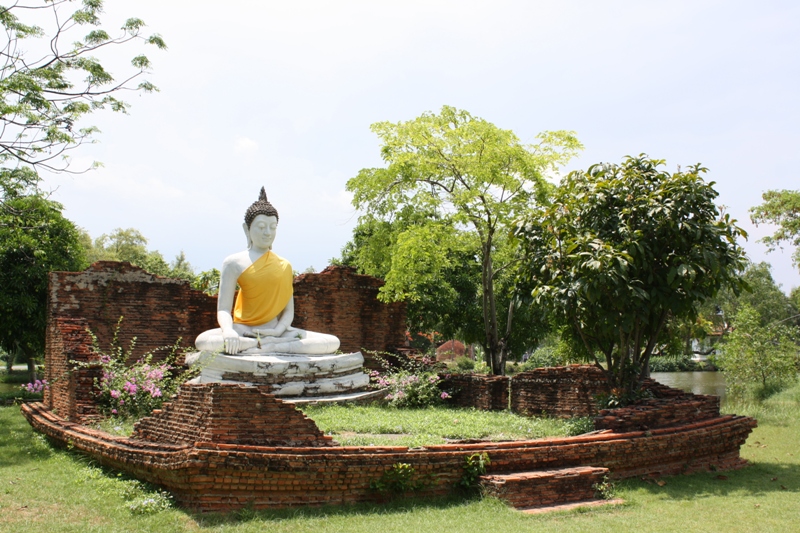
480;466;609;509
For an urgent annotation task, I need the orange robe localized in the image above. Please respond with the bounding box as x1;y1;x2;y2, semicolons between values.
232;251;293;326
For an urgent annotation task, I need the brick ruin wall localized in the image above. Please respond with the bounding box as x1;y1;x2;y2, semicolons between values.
441;365;608;418
44;261;219;420
133;383;335;447
510;366;608;417
22;391;757;512
443;373;511;411
293;266;406;354
44;262;406;421
441;365;723;427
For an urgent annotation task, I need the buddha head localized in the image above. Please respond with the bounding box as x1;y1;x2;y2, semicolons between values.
243;187;279;250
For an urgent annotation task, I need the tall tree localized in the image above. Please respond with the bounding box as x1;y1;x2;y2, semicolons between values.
346;106;582;374
0;190;87;376
515;156;747;399
750;189;800;272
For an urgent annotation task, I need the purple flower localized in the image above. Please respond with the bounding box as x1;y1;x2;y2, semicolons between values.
428;376;439;384
123;381;137;395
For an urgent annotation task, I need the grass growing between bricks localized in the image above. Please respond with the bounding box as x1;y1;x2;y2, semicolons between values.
0;382;797;532
299;404;594;447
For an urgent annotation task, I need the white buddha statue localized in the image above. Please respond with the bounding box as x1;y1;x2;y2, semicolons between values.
195;188;339;355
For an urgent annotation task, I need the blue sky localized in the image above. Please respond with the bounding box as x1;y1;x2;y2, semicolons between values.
44;0;799;293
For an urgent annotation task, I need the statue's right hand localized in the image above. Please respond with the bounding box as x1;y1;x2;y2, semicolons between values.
222;329;242;354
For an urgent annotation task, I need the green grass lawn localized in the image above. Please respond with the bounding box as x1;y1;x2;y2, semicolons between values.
1;384;798;532
300;404;594;447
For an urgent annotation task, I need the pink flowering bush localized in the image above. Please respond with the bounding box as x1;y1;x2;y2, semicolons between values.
370;354;452;408
21;379;49;394
83;320;200;419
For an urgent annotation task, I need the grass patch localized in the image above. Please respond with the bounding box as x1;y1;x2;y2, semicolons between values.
300;404;593;447
1;381;798;532
90;416;138;437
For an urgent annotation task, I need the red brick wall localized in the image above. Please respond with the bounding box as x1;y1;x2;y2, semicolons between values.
22;399;757;512
133;383;334;447
44;262;219;421
293;266;407;354
43;318;101;419
510;365;608;418
595;394;721;432
443;373;510;411
46;261;218;363
45;262;406;421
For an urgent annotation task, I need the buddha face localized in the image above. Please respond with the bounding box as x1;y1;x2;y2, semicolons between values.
246;214;278;251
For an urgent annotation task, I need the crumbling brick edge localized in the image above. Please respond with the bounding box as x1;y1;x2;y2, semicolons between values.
21;396;756;513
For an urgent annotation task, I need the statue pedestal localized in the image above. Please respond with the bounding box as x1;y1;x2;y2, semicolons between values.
185;351;371;399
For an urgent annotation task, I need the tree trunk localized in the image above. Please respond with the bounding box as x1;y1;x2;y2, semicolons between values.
480;239;503;375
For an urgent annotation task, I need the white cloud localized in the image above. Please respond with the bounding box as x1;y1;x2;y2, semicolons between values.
233;136;259;155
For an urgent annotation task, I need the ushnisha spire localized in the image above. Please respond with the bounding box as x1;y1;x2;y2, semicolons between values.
244;187;279;227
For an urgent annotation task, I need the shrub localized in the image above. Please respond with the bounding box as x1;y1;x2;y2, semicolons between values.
715;304;798;398
370;354;452;408
82;320;200;419
454;356;475;372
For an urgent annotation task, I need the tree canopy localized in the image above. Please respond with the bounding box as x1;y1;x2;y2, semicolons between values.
0;189;87;373
515;155;747;399
84;226;200;282
750;189;800;272
345;106;582;374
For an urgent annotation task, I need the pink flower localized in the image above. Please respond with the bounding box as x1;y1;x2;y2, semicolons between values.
123;381;137;395
110;390;120;399
440;392;450;399
111;409;118;415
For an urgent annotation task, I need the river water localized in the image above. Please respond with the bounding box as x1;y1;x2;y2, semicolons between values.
651;371;727;402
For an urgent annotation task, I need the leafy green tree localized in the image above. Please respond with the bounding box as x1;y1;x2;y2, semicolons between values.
336;208;485;351
0;0;165;177
346;106;582;374
87;227;196;282
515;155;747;399
719;261;799;328
191;268;220;295
0;190;87;377
750;189;800;272
716;304;798;398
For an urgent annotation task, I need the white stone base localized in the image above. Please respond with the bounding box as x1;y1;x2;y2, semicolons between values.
185;351;370;397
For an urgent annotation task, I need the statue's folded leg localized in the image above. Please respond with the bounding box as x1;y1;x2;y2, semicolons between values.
242;329;340;355
195;328;259;354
